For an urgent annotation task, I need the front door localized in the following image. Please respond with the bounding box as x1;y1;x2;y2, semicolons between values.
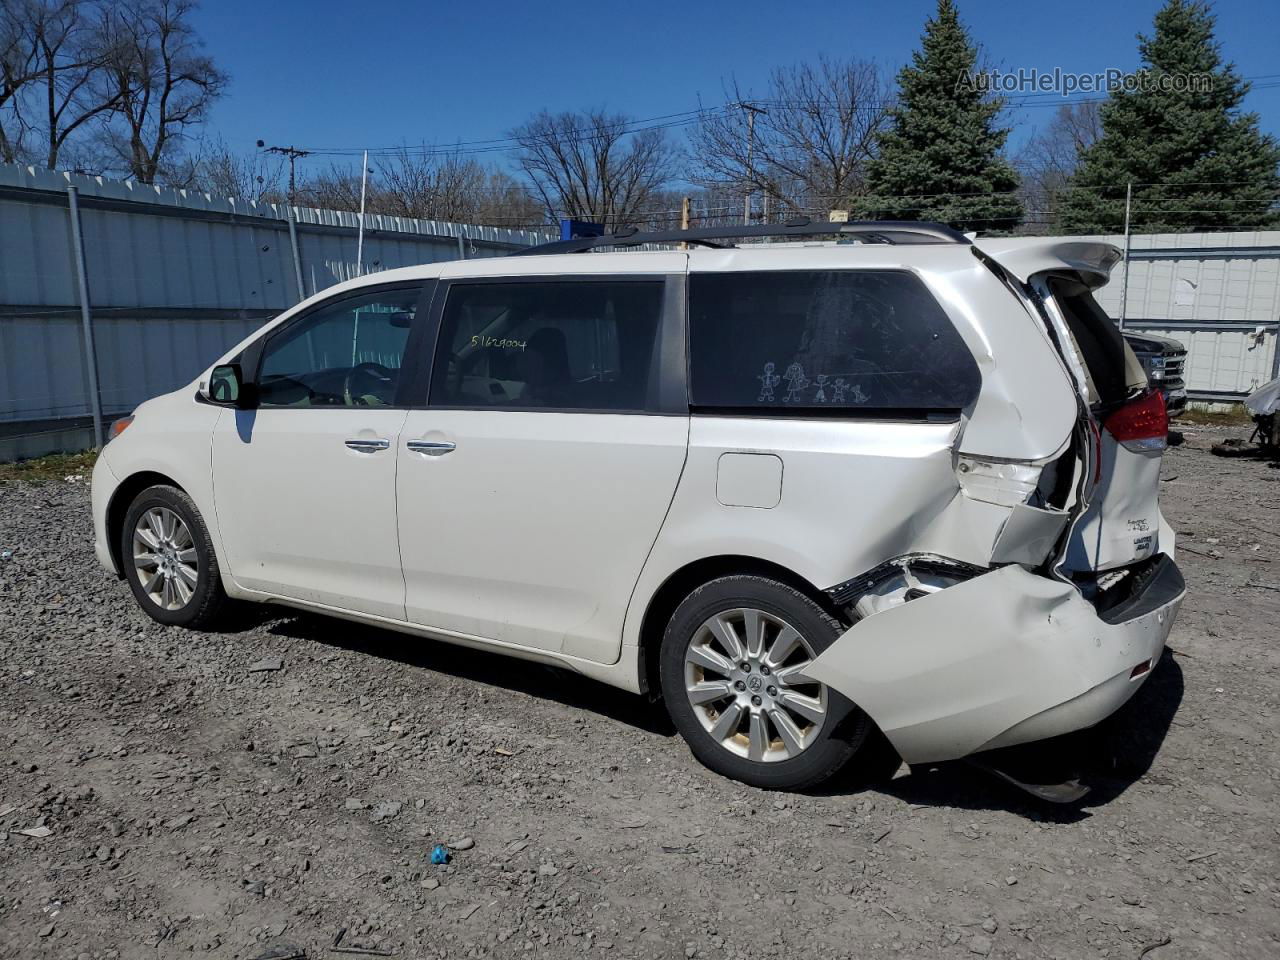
396;274;689;663
212;284;426;620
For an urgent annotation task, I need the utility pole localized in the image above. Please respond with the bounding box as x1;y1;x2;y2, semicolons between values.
356;149;369;276
738;102;767;226
679;195;691;250
1119;181;1133;331
67;186;103;449
257;140;312;205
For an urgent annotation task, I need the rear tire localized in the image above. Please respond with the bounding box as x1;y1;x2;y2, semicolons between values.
659;575;870;790
120;484;229;629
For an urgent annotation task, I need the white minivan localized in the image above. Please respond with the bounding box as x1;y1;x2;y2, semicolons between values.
92;221;1184;790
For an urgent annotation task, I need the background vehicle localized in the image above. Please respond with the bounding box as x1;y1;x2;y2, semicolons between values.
1124;332;1188;418
1245;376;1280;451
92;221;1183;790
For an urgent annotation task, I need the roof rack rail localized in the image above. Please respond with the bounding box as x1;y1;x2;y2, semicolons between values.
510;218;970;256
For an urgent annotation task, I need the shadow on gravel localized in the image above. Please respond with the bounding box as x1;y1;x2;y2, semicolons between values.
267;612;677;737
874;649;1186;821
205;602;281;633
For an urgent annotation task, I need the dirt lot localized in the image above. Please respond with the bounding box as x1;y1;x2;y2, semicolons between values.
1;425;1277;960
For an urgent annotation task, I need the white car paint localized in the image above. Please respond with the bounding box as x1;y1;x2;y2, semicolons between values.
92;235;1184;768
396;410;688;662
806;562;1182;763
211;406;410;620
93;390;226;574
971;237;1122;287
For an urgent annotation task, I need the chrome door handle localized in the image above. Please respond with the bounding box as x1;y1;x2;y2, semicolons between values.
406;439;456;456
345;438;390;452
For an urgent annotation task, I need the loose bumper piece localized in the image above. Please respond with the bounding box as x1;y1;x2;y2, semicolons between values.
806;558;1184;764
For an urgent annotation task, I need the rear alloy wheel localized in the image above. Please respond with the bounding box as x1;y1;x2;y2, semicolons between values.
660;575;869;790
121;484;229;629
684;607;828;762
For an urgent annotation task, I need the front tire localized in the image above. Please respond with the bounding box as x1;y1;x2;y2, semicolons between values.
659;575;869;790
121;484;229;629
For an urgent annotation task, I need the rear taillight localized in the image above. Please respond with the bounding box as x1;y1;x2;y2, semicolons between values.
1104;390;1168;453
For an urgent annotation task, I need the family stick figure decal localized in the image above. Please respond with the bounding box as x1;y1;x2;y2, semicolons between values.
757;363;869;405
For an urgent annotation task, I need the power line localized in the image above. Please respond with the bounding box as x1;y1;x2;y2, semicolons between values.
299;108;730;158
287;71;1280;161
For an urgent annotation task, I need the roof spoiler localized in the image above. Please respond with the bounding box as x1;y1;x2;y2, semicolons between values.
511;218;971;256
972;238;1122;288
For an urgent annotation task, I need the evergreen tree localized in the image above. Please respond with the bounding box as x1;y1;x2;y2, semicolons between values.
862;0;1021;232
1058;0;1280;233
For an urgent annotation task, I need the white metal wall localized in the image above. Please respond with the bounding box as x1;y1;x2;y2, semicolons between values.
4;170;1279;461
1087;230;1280;398
0;164;550;458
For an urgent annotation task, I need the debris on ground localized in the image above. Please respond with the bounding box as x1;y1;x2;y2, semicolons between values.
332;927;394;957
370;800;402;822
251;945;307;960
0;423;1276;958
1211;437;1266;458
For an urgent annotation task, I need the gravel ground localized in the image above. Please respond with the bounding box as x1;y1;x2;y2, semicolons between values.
1;424;1278;960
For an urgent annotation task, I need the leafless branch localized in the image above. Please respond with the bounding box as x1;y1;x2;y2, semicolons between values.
97;0;226;183
690;57;892;214
510;108;679;229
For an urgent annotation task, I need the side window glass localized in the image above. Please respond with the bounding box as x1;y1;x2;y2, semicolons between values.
429;281;663;411
257;288;419;407
689;271;980;412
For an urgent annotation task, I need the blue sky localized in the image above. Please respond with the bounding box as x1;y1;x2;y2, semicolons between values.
193;0;1280;180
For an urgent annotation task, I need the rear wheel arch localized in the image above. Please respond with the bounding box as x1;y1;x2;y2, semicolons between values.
636;555;844;698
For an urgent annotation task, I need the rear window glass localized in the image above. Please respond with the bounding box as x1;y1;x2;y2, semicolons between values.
689;270;980;413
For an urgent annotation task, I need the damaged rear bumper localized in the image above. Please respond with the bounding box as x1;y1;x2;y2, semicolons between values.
806;556;1184;765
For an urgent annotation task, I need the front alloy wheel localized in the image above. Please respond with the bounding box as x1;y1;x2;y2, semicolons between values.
132;506;199;610
120;484;229;629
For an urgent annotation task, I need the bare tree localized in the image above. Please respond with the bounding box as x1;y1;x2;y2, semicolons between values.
376;147;542;226
191;138;285;203
297;162;364;212
0;4;32;160
691;57;892;214
1016;100;1102;230
378;147;485;221
469;168;543;227
97;0;226;184
510;108;677;229
0;0;39;162
0;0;122;169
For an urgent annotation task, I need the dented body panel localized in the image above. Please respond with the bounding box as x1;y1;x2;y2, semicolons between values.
806;560;1185;763
94;227;1185;780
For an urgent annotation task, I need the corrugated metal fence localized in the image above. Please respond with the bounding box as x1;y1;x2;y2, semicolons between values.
2;164;1278;461
0;164;548;460
1088;231;1280;401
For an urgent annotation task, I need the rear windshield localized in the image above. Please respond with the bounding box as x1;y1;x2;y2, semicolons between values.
689;270;980;414
1047;277;1146;408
